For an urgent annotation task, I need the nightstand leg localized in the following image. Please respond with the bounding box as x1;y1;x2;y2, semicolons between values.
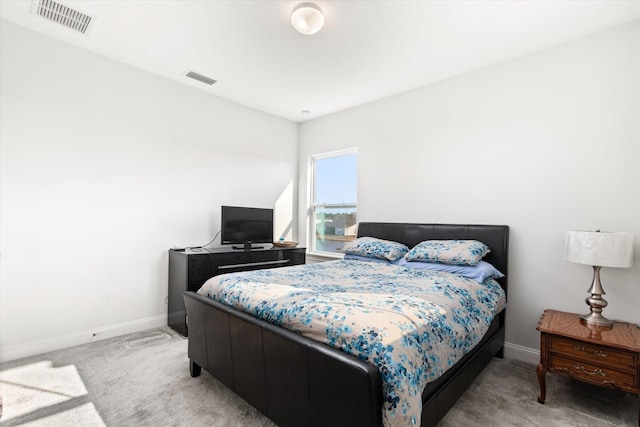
536;363;547;404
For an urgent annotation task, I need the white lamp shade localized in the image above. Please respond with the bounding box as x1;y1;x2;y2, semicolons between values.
564;230;635;268
291;2;324;35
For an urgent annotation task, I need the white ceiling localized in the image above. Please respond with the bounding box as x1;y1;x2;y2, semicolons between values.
2;1;639;122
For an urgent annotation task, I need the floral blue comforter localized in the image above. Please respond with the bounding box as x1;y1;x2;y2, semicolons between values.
197;259;506;427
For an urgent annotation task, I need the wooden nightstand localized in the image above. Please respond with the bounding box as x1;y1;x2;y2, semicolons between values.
536;309;640;425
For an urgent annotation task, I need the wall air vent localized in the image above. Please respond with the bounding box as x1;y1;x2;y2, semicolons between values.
185;71;217;86
34;0;94;34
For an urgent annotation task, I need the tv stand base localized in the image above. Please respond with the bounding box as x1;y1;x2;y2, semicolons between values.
232;243;265;251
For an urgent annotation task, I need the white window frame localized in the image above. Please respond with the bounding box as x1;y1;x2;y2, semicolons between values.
307;148;357;258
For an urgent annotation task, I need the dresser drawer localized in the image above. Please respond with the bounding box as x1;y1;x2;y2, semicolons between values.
549;354;636;390
549;336;636;372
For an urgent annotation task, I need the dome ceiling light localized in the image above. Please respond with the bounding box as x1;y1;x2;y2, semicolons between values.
291;2;325;35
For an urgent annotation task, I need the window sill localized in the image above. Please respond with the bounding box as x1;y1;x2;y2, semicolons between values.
306;251;343;263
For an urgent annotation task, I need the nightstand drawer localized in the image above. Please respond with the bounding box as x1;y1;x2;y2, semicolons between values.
550;354;636;390
549;336;636;372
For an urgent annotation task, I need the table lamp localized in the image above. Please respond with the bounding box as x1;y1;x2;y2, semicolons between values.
564;230;635;327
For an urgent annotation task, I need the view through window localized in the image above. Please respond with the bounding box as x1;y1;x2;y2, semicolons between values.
310;150;357;255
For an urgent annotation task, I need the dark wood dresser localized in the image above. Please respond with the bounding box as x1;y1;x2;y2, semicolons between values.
168;246;306;336
536;309;640;425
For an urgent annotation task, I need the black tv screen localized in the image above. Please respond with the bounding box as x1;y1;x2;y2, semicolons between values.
221;206;274;246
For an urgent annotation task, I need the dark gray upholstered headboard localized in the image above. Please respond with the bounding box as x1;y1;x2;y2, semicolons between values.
356;222;509;294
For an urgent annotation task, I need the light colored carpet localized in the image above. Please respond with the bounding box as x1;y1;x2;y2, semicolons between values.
0;327;636;426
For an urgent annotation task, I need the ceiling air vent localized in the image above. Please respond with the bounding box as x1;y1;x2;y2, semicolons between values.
34;0;94;34
185;71;217;86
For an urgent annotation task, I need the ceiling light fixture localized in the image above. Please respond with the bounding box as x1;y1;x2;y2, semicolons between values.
291;2;324;35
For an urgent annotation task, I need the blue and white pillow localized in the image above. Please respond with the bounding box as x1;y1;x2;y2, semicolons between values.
342;237;409;262
404;240;490;266
396;258;504;283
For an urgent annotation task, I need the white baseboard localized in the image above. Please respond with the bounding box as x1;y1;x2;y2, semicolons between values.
0;316;540;366
0;314;168;363
503;341;539;365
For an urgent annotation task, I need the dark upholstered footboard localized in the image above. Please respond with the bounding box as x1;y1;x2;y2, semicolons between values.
185;291;504;427
184;291;383;427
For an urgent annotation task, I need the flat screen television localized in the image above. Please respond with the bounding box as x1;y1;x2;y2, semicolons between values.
221;205;274;250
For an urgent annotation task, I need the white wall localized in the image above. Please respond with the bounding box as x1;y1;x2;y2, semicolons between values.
298;21;640;356
0;21;298;361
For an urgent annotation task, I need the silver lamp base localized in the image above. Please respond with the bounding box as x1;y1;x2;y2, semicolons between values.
580;266;613;328
580;311;613;327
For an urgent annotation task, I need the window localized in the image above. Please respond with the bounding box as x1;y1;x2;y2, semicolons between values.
309;149;357;256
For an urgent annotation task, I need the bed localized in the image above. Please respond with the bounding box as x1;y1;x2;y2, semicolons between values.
184;222;509;427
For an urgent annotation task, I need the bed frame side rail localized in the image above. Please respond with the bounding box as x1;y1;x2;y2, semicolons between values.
420;320;505;427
